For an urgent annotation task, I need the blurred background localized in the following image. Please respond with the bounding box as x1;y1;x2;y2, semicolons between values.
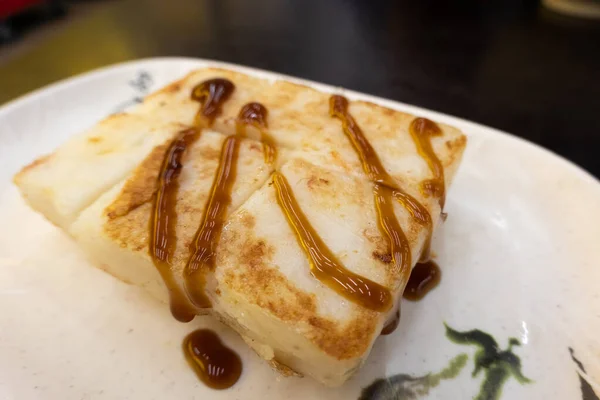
0;0;599;176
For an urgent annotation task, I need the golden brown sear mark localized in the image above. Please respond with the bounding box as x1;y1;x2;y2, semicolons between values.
183;329;242;390
408;117;446;208
373;250;392;264
106;140;173;220
151;78;235;319
273;171;392;312
150;127;199;322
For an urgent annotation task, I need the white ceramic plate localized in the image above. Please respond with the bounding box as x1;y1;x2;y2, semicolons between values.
0;58;599;400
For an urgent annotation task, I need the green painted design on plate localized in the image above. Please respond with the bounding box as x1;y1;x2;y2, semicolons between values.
358;354;468;400
359;324;533;400
445;324;532;400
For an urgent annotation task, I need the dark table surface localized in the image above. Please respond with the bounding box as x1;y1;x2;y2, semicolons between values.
1;0;599;176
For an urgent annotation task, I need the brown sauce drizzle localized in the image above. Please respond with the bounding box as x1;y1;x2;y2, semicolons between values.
403;260;441;301
273;172;392;312
184;102;274;308
183;329;242;390
237;102;277;164
330;95;434;279
150;78;235;320
391;189;432;262
150;128;199;322
185;135;241;308
408;118;446;208
191;78;235;128
380;309;400;335
235;101;392;311
373;183;411;278
329;95;395;187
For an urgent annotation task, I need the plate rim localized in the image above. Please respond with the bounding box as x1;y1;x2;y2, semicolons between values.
1;57;599;397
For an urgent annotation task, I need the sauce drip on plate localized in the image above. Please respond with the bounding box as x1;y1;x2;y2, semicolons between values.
183;329;242;390
380;260;441;335
403;260;441;301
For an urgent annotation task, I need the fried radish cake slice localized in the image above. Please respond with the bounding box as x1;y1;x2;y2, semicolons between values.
69;130;273;306
14;68;467;387
206;153;456;386
13;112;186;230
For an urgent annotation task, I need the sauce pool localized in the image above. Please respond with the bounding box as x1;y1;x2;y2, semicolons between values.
403;260;441;301
183;329;243;390
381;260;441;336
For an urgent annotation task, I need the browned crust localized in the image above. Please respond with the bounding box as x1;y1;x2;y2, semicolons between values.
100;136;177;254
104;140;172;219
219;228;378;360
443;135;468;169
269;358;303;377
373;251;393;264
104;201;152;252
13;153;53;183
143;80;185;101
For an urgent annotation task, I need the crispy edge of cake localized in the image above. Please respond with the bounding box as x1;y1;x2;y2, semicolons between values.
13;112;187;230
